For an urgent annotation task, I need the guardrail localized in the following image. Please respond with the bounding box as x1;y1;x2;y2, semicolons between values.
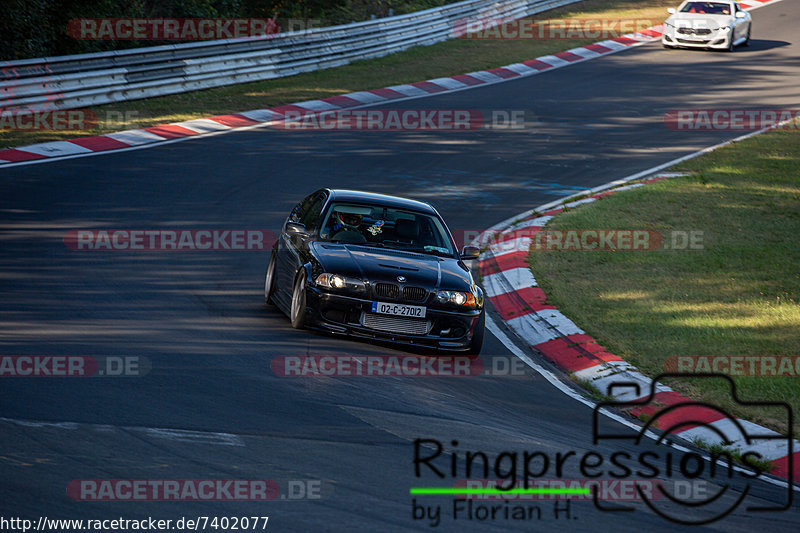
0;0;580;115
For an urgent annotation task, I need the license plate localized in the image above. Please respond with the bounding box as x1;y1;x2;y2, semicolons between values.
371;301;427;318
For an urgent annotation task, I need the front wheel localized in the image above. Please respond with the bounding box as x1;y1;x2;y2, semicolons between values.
743;25;751;46
466;312;485;357
290;272;307;329
264;253;276;305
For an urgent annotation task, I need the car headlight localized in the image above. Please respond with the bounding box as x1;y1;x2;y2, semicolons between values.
315;273;366;293
436;289;477;308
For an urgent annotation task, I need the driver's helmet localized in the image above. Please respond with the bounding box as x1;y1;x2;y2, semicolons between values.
335;211;362;229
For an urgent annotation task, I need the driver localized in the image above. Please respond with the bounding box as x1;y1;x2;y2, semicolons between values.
335;211;362;230
328;210;366;242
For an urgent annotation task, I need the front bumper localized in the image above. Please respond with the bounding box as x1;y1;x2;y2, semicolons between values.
662;28;732;49
303;287;483;351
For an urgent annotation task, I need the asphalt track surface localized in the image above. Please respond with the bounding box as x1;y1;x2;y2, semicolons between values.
1;2;799;531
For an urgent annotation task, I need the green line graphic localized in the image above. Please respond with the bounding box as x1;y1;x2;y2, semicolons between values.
410;487;590;496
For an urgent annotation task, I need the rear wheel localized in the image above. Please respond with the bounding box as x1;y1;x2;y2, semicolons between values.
290;272;307;329
466;312;485;357
264;253;276;305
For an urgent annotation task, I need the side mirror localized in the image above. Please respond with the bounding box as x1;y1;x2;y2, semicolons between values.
285;221;307;235
460;246;480;260
735;11;746;18
667;8;676;14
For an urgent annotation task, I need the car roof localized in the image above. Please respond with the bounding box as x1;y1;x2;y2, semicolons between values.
326;189;437;214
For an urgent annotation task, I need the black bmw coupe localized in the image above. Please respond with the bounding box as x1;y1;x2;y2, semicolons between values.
264;189;485;355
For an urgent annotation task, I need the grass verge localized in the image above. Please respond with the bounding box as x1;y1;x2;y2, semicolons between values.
691;437;776;473
1;0;675;149
531;127;800;435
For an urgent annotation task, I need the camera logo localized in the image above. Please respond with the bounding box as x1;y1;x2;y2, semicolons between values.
591;373;793;525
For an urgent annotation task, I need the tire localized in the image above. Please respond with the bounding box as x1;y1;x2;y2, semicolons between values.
743;25;751;46
264;253;277;305
290;272;307;329
726;32;735;52
466;312;485;357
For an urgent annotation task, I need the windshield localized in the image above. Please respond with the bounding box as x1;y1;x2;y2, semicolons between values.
319;203;456;257
679;2;732;14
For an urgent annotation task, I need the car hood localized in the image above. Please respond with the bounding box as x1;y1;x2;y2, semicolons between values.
666;13;734;30
311;242;472;290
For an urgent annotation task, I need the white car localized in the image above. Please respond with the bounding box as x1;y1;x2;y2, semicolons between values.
662;1;751;51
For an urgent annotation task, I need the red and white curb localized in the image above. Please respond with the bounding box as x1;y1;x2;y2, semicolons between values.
476;173;798;484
